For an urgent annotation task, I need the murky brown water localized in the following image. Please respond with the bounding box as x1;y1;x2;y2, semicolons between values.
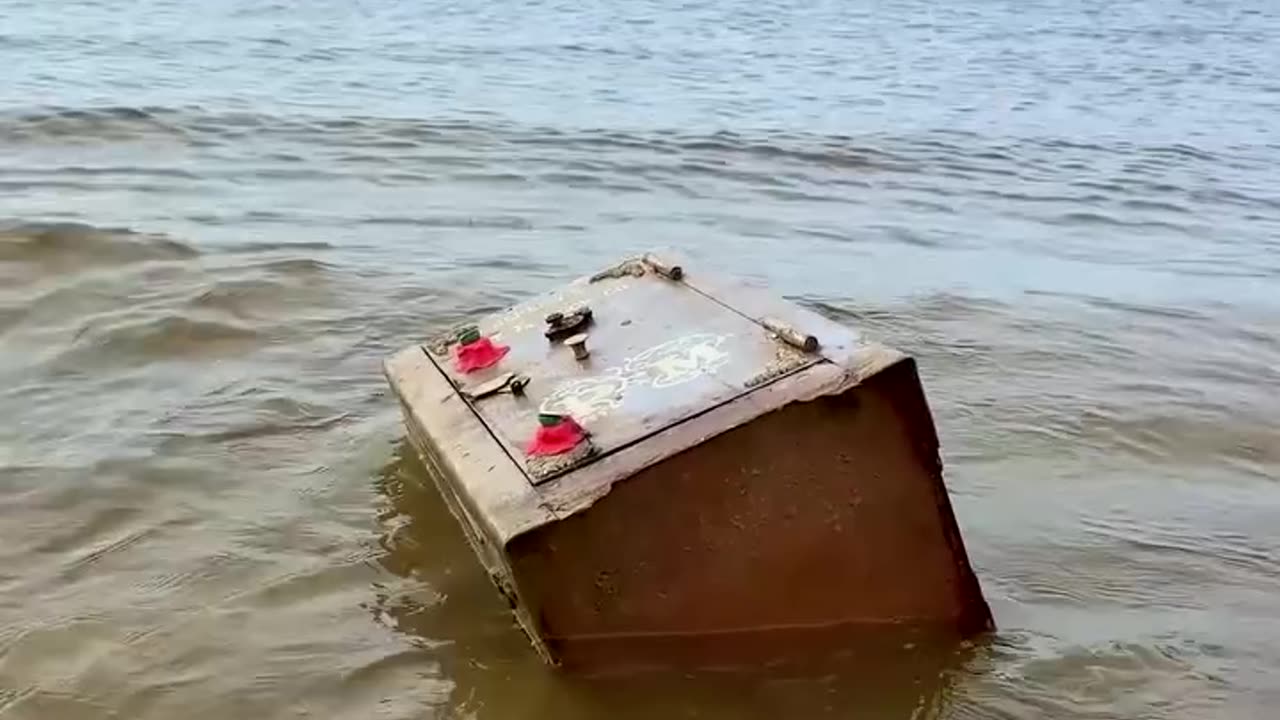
2;0;1279;717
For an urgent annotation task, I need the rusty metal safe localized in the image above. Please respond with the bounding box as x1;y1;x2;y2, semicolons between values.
384;252;993;670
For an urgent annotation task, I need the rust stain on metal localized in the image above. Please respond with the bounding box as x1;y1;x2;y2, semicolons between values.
527;439;598;481
424;324;466;357
744;341;812;387
589;258;648;283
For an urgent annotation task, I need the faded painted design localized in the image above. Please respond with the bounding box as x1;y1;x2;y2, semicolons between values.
539;333;732;422
539;375;628;423
630;333;732;388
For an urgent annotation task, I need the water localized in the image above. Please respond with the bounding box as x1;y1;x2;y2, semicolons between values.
1;0;1278;716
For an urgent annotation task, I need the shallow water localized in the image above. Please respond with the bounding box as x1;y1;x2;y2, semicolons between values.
1;0;1278;717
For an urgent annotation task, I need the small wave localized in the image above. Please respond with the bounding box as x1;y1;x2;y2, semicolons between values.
357;215;533;230
985;189;1112;205
877;225;947;248
537;171;608;187
5;165;200;180
0;107;907;175
154;412;351;446
235;257;334;276
794;227;854;243
896;197;956;214
1;106;1266;188
962;635;1234;720
150;389;352;451
678;136;905;171
1120;199;1193;214
1045;211;1190;233
1081;515;1280;577
1078;296;1211;321
0;222;198;266
0;179;195;195
0;106;184;144
1075;409;1280;469
60;314;262;367
187;278;296;317
1146;143;1219;162
447;171;528;185
219;240;334;253
675;160;790;187
758;187;846;203
184;270;334;318
1190;187;1280;211
452;254;560;273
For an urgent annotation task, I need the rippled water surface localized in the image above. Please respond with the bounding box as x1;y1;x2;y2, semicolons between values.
2;0;1279;717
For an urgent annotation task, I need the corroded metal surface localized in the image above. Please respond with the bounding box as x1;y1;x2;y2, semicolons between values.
527;438;597;481
425;263;821;484
544;306;594;341
589;257;649;282
385;251;993;670
507;360;993;669
745;341;813;387
760;316;820;353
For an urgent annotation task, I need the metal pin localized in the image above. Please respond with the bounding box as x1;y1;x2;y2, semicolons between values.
760;317;819;353
565;333;590;360
510;375;529;395
641;253;683;281
465;372;531;400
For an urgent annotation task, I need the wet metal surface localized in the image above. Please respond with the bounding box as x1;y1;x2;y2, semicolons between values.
430;269;820;484
393;259;990;667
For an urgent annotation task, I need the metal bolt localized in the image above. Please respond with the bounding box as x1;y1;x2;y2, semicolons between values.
760;317;819;353
510;375;529;395
545;311;564;325
565;333;590;360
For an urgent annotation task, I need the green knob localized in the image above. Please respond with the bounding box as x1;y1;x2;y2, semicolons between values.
457;325;481;345
537;412;564;427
